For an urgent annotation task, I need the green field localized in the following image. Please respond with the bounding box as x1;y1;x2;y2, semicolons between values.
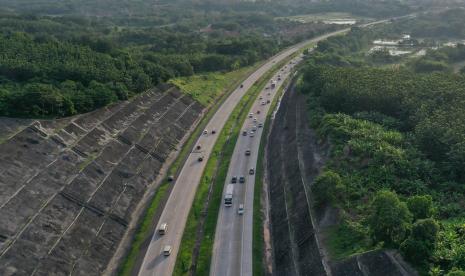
170;67;255;107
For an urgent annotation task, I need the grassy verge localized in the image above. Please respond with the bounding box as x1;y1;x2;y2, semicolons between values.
118;183;169;274
253;73;293;275
174;53;300;275
118;66;256;276
169;66;254;107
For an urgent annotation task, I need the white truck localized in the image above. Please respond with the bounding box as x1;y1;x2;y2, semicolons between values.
224;184;234;207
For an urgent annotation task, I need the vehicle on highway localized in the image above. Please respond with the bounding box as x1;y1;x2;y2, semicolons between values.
224;184;234;207
258;123;263;128
257;110;261;114
259;96;263;100
252;126;257;131
238;204;244;215
248;113;253;118
158;223;168;235
163;245;172;256
261;101;266;106
271;80;276;89
232;176;237;183
239;176;245;183
245;149;251;156
212;129;216;134
203;129;208;135
196;144;202;150
249;168;255;175
240;84;244;88
267;92;271;96
249;131;255;137
267;99;270;104
242;130;247;136
198;156;204;162
253;118;257;122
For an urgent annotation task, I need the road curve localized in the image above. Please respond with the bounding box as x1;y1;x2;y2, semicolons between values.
208;16;409;276
209;52;302;276
137;29;349;276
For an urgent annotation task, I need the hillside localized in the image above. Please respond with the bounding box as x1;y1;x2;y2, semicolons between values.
0;84;203;275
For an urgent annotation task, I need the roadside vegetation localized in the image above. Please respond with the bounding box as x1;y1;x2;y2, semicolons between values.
298;9;465;275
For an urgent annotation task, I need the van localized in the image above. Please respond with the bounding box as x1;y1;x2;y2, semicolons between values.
163;245;172;256
158;223;168;235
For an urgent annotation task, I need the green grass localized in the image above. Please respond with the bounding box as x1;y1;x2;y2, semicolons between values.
325;221;373;261
170;66;254;107
118;66;257;276
118;182;169;275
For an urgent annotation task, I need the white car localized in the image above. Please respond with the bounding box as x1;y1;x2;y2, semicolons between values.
249;131;255;137
261;101;266;106
203;129;208;135
238;204;244;215
158;223;168;235
253;118;258;122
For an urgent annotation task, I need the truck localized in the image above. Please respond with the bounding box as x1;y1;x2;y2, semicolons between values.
224;184;234;207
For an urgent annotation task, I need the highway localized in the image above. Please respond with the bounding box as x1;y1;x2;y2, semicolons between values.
208;16;412;276
209;53;302;276
137;29;349;276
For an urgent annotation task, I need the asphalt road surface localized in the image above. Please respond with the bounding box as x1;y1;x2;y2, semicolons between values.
137;29;349;276
209;54;302;276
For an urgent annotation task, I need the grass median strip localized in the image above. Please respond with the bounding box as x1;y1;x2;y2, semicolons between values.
174;54;297;276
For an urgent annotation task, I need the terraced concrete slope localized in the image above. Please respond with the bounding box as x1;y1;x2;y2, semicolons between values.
0;84;203;275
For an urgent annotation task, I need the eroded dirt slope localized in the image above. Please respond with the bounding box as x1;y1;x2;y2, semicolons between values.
267;82;416;276
0;84;203;275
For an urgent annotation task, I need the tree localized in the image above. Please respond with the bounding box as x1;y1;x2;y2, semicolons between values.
400;218;439;265
368;190;412;247
407;195;434;220
312;170;343;206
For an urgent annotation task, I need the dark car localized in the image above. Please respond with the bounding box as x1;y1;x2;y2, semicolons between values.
198;156;204;162
245;149;251;156
239;176;245;183
249;168;255;175
232;176;237;183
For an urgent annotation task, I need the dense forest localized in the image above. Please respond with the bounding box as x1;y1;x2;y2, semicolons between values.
0;9;338;118
0;0;420;118
299;9;465;275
